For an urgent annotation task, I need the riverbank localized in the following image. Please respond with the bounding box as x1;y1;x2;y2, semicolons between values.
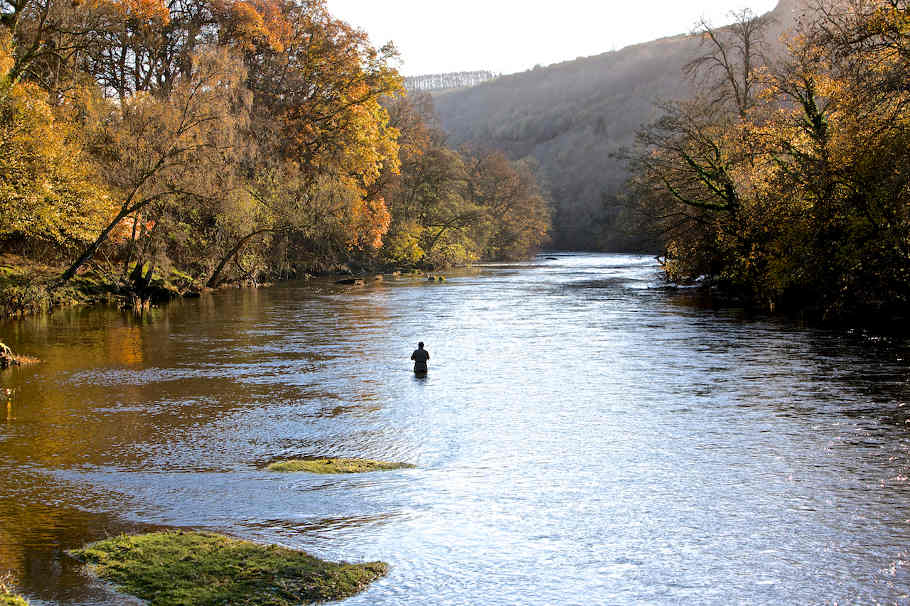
4;249;905;336
0;253;438;322
662;274;910;334
0;255;118;318
0;591;28;606
0;254;198;319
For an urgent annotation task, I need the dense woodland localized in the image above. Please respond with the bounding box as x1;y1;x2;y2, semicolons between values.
0;0;551;315
432;0;910;324
2;0;906;325
625;0;910;322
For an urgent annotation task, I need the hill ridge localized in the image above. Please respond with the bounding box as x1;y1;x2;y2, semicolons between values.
432;0;806;249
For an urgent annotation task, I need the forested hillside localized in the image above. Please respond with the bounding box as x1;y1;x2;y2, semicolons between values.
433;0;803;250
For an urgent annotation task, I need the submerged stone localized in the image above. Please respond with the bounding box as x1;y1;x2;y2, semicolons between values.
70;531;387;606
267;457;415;474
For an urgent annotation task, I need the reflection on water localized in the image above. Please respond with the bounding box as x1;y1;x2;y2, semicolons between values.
1;254;910;604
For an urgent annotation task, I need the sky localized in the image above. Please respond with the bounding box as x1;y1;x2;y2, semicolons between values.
325;1;780;76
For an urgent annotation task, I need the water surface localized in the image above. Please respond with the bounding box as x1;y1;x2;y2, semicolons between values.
2;254;910;605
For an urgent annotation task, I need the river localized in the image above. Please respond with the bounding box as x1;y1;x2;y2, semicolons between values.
2;253;910;605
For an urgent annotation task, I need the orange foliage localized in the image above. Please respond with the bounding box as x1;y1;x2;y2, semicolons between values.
108;215;156;246
211;0;291;52
350;197;391;250
101;0;170;25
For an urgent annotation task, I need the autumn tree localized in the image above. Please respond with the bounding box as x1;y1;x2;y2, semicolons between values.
627;1;910;321
465;151;551;261
198;0;403;281
375;94;552;268
0;34;113;258
59;47;249;285
0;0;552;315
751;0;910;316
625;9;773;284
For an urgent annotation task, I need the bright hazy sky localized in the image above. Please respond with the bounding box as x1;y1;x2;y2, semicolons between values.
325;1;780;76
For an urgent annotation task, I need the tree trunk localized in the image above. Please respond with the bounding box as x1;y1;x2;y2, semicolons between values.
206;228;276;289
58;207;133;285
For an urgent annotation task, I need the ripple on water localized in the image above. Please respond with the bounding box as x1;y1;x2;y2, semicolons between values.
2;253;910;605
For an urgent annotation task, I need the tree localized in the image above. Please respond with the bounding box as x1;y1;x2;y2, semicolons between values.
59;47;249;284
685;8;776;117
0;34;113;258
465;151;551;260
624;8;774;283
627;0;910;320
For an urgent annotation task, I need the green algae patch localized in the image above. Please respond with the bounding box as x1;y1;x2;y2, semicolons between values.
268;458;415;474
69;531;388;606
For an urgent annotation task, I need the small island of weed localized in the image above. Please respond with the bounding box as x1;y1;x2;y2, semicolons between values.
69;531;387;606
268;457;415;474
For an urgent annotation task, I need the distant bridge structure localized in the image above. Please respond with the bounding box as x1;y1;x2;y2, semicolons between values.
404;71;498;93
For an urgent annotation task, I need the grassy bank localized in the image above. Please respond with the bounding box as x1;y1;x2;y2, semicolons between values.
70;531;388;606
0;254;117;318
0;254;198;319
268;458;415;474
0;254;415;321
0;592;28;606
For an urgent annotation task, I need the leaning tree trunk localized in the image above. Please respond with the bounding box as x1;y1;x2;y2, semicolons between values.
58;207;133;285
206;228;276;289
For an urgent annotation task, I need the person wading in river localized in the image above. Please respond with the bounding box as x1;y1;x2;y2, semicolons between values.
411;342;430;375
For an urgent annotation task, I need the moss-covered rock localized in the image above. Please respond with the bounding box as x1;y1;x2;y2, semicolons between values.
70;531;387;606
267;458;415;474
